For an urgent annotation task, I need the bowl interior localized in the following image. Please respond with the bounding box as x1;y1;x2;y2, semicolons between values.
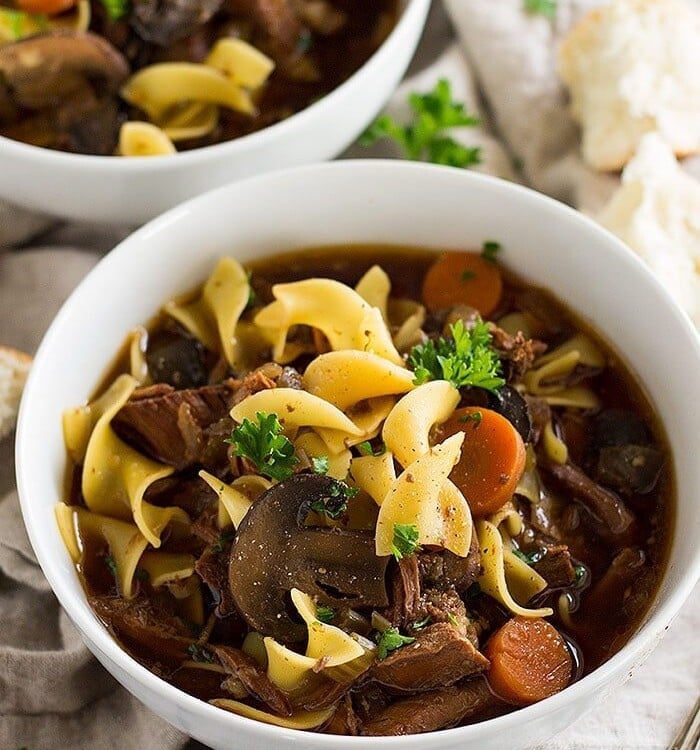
16;161;700;749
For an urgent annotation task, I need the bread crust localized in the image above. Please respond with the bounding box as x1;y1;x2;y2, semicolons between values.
0;345;32;440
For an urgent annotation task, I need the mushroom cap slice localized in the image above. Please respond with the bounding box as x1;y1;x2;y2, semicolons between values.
229;473;389;643
0;31;129;110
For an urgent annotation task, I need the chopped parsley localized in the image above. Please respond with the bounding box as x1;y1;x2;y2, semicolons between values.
226;411;298;481
103;553;117;578
411;615;432;631
99;0;130;21
481;240;501;264
211;529;235;554
316;605;335;624
311;455;330;475
574;564;587;587
245;271;257;309
524;0;556;18
447;612;459;627
407;319;505;393
391;523;421;560
357;440;386;457
513;547;545;565
359;79;481;168
461;269;476;281
309;479;358;519
459;410;483;429
374;627;416;660
187;643;214;663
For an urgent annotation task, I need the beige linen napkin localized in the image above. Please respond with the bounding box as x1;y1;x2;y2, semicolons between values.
1;2;698;749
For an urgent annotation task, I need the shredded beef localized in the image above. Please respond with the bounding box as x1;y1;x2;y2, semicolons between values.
416;531;481;594
369;623;489;692
489;324;547;383
361;679;494;736
213;645;292;716
195;542;237;617
326;694;361;736
385;555;421;629
112;381;235;470
542;460;635;534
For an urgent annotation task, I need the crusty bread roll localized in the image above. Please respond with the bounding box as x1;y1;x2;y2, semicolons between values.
0;346;32;440
558;0;700;172
597;133;700;327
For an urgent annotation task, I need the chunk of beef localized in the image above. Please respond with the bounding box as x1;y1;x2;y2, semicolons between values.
131;0;224;47
593;409;651;448
89;595;193;669
416;530;481;594
225;0;303;63
524;395;551;445
146;474;217;518
361;679;494;736
298;677;351;711
195;542;237;617
326;694;361;736
489;324;547;383
385;555;421;629
533;545;576;589
213;645;292;716
369;623;489;692
112;381;235;470
192;505;220;545
414;588;478;645
541;460;635;535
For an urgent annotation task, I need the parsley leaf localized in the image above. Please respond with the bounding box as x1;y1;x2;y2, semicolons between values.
447;612;459;627
391;523;421;560
524;0;556;17
574;564;587;587
357;440;386;457
309;479;358;519
99;0;130;21
103;553;117;578
512;547;545;566
316;605;335;624
411;615;432;631
187;643;214;663
311;455;330;475
211;529;234;554
374;627;416;660
459;410;483;429
407;318;505;393
481;240;501;263
245;271;257;309
226;411;298;481
360;79;481;169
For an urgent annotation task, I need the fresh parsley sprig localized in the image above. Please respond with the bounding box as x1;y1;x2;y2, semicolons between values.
360;79;481;169
391;523;422;560
374;627;416;660
226;411;298;481
309;479;359;520
99;0;130;21
316;605;335;624
524;0;556;18
407;319;505;393
357;440;386;457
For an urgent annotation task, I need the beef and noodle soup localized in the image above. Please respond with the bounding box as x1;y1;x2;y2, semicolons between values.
0;0;396;156
58;245;672;735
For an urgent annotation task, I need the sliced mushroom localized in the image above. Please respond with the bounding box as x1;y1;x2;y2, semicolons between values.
0;31;128;110
229;473;390;643
487;385;532;443
0;31;129;153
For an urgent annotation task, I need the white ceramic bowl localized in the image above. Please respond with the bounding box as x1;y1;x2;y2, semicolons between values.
0;0;428;226
16;162;700;750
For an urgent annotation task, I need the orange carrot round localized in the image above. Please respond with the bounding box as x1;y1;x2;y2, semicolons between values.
16;0;76;14
421;251;503;316
484;617;573;706
438;406;526;517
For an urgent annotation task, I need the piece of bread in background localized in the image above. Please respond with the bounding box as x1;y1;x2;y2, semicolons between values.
597;133;700;327
0;346;32;440
558;0;700;172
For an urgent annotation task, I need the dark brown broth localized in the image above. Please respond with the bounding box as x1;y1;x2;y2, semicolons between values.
71;244;674;727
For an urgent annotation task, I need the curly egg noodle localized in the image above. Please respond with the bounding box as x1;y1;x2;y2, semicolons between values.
57;253;650;730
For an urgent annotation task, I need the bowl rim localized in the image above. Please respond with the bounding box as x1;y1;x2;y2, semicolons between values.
16;160;700;746
0;0;428;172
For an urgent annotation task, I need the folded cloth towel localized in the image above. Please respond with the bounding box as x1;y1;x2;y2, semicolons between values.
0;2;698;749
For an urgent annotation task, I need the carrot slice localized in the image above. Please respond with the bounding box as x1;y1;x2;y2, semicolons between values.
484;617;573;705
437;406;526;517
421;251;503;316
16;0;75;14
